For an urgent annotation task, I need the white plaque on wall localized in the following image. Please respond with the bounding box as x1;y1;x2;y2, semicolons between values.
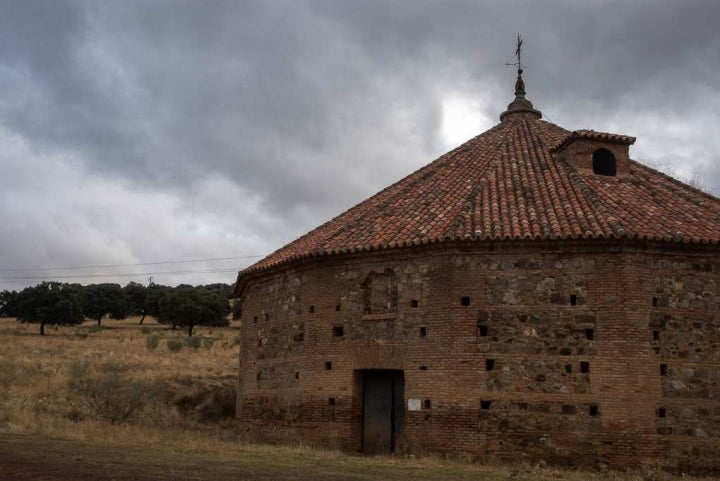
407;398;421;411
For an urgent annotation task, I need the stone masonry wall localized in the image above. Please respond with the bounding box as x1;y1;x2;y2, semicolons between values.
236;243;720;470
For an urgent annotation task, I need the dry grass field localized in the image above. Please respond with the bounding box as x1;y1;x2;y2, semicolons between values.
0;316;713;480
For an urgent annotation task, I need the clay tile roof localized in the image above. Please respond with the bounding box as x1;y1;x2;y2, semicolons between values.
551;129;636;153
240;112;720;278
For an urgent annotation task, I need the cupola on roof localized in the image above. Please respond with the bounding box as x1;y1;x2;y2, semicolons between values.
239;52;720;279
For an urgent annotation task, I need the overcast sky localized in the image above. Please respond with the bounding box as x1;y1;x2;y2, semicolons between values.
1;0;719;290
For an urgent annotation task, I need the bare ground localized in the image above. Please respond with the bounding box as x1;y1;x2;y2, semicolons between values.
0;432;665;481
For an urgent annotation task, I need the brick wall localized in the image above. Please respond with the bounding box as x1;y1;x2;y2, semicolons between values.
236;241;720;470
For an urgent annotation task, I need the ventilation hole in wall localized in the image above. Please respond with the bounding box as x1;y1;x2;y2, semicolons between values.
658;408;666;418
460;296;471;306
325;361;333;370
478;325;488;337
565;363;573;374
295;372;300;380
309;305;315;314
562;405;577;415
335;304;341;311
410;299;419;308
584;328;595;340
660;364;668;376
423;399;432;409
580;361;590;373
419;365;428;370
419;326;427;337
653;331;660;341
264;313;269;322
589;405;599;417
332;326;344;337
253;316;258;324
652;297;658;307
328;398;336;406
485;359;495;371
569;294;577;306
480;400;492;410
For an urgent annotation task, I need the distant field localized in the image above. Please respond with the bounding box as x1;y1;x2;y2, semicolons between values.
0;317;711;481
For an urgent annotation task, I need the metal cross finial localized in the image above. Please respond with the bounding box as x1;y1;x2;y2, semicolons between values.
505;33;527;99
505;33;525;71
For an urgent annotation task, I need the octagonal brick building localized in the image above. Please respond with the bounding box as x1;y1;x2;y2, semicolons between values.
233;72;720;470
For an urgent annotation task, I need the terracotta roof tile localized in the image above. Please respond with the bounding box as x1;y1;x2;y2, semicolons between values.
242;113;720;276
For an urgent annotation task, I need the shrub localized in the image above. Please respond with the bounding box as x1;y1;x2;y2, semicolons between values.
140;326;152;335
146;334;160;351
167;338;184;352
69;371;149;424
202;337;215;350
186;336;202;350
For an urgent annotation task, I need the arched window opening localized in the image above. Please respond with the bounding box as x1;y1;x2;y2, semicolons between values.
592;148;616;176
362;268;398;314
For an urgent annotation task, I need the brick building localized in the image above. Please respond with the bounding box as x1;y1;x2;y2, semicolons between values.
233;68;720;470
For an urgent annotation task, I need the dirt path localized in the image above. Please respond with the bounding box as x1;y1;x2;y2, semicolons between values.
0;433;508;481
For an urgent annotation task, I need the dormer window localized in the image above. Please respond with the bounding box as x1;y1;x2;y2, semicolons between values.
592;148;616;176
551;129;635;177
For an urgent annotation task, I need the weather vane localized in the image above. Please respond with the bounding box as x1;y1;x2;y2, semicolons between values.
504;33;527;99
505;33;525;71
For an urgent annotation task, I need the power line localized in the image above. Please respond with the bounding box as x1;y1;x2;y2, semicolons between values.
0;255;264;273
0;267;243;283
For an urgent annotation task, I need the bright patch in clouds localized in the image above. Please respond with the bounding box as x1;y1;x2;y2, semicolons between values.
440;95;493;148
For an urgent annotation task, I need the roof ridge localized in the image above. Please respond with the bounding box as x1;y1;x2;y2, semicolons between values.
445;122;524;239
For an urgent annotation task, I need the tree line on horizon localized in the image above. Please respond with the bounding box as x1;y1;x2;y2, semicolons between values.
0;281;238;336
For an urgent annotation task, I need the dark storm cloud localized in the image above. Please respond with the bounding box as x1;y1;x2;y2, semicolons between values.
1;0;719;289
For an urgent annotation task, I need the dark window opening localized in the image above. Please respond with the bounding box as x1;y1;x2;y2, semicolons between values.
478;324;489;337
256;372;261;381
257;338;262;347
295;371;300;380
485;359;495;371
461;296;471;306
480;400;492;410
653;330;660;341
569;294;577;306
589;405;599;417
565;363;573;374
419;326;427;337
580;361;590;373
592;148;616;176
264;313;269;322
423;399;432;409
410;299;419;308
328;397;336;406
652;297;658;307
335;304;341;311
253;316;258;324
309;305;315;314
585;328;595;340
419;365;428;370
325;362;333;370
660;364;668;376
293;332;304;342
332;326;344;337
658;407;666;418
